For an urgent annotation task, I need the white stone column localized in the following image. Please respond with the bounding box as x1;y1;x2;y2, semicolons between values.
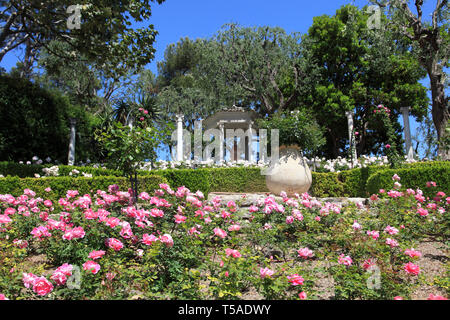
401;107;414;161
248;122;254;163
219;123;224;162
345;111;357;164
68;118;76;166
176;114;184;162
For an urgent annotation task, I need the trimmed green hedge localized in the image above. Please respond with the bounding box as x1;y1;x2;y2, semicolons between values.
153;167;269;195
0;175;167;203
310;172;345;198
157;169;212;195
209;168;268;193
1;161;448;198
367;166;450;197
0;162;122;178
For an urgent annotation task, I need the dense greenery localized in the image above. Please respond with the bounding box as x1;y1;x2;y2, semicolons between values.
255;110;326;157
0;75;102;163
370;0;449;158
0;1;165;76
301;4;429;157
367;165;450;198
0;174;166;204
0;178;447;300
1;161;448;198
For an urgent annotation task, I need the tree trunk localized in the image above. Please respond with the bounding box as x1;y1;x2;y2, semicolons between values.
430;71;449;159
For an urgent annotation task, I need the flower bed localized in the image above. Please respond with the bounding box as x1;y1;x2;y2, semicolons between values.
0;174;448;300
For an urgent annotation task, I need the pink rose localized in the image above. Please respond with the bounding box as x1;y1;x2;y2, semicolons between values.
22;273;37;289
428;294;448;300
259;267;275;279
142;233;159;246
338;254;353;266
287;274;304;286
106;238;123;251
404;262;420;275
32;276;54;296
297;247;314;259
159;234;174;247
83;260;101;274
88;250;106;260
298;291;307;300
213;228;227;239
225;248;241;258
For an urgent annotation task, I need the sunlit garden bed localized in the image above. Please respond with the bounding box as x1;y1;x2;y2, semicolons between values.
0;174;448;300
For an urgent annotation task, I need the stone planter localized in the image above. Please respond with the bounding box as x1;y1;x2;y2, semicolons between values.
265;145;312;196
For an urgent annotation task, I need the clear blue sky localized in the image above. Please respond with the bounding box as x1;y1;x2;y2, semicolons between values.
0;0;440;159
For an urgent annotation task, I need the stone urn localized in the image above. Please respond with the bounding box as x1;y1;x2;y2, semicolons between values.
265;145;312;196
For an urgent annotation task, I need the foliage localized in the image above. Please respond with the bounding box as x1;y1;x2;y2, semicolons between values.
370;0;449;156
0;0;165;74
255;110;325;156
0;175;166;204
96;120;167;203
301;4;428;157
0;177;447;300
198;24;316;116
367;164;450;198
0;74;101;163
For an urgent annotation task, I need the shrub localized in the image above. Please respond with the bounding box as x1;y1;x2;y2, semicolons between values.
310;172;345;197
208;168;268;193
1;161;448;199
0;178;448;300
0;175;167;203
367;165;450;197
0;162;122;178
155;169;212;195
0;75;101;163
338;166;384;198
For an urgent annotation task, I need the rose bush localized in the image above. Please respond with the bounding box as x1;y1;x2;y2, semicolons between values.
0;174;448;300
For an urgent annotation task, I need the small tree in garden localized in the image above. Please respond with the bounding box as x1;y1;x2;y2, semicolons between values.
256;110;326;158
95;109;168;205
374;104;403;168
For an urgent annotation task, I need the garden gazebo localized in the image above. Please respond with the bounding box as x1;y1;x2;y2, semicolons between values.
202;105;260;163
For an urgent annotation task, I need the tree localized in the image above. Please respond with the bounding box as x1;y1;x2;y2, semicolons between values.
155;37;223;149
35;41;102;110
0;0;165;71
0;74;101;162
95;117;167;205
301;4;429;157
371;0;449;158
197;24;316;116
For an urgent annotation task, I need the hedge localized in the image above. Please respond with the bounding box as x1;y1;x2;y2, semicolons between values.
0;174;167;203
1;161;449;199
310;172;345;198
0;162;122;178
367;165;450;198
156;169;212;195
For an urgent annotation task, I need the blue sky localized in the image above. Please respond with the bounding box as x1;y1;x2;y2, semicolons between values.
0;0;440;159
